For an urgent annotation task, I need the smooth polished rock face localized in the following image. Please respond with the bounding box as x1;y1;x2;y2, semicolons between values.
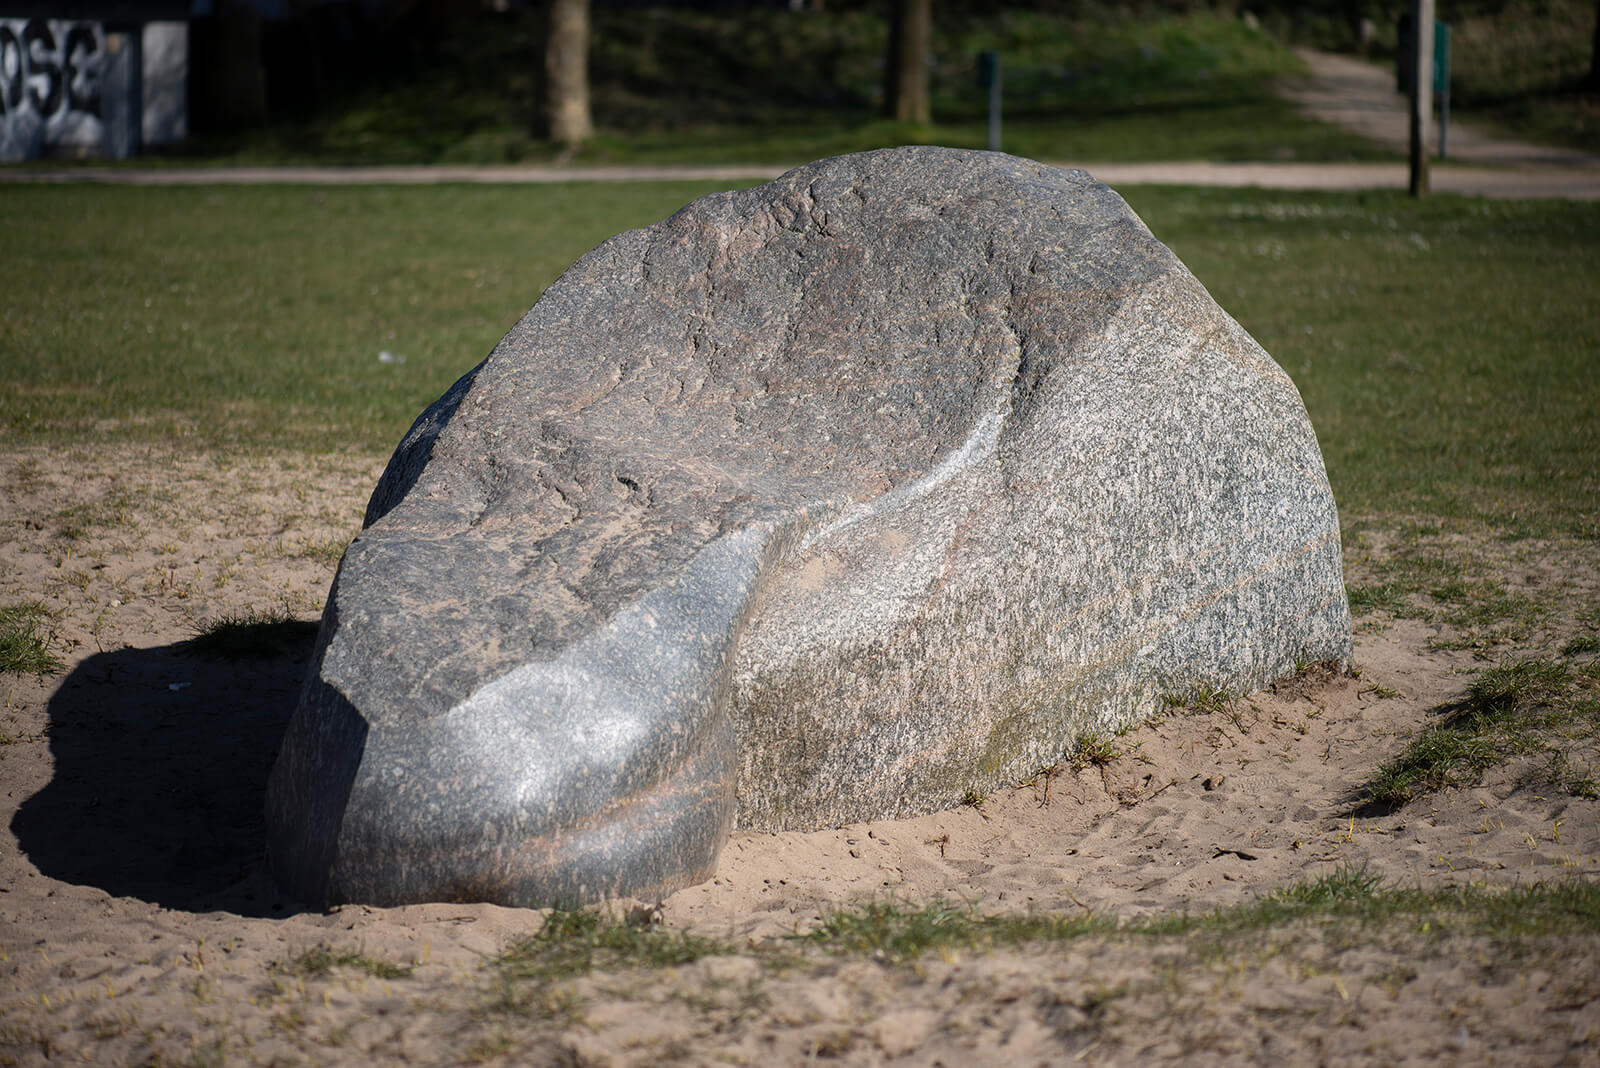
265;146;1352;908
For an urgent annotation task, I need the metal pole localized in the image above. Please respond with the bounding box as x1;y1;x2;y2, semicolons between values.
1440;87;1449;159
1409;0;1434;197
987;55;1001;152
1435;21;1451;159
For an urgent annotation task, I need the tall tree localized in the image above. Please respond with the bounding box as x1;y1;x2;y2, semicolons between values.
885;0;931;124
545;0;593;145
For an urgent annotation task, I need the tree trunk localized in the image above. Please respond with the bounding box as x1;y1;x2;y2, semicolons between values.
545;0;592;145
886;0;931;124
1408;0;1434;197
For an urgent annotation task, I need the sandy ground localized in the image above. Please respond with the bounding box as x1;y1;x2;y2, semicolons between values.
1;446;1597;1066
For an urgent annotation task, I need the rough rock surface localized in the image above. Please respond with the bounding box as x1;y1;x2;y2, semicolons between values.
265;147;1352;908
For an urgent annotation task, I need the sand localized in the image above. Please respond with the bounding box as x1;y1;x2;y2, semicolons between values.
2;445;1596;1066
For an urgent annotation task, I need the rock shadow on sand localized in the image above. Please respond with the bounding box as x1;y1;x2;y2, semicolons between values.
11;622;324;917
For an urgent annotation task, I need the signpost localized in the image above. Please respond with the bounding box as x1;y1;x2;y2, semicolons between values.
1435;21;1451;158
1401;9;1451;187
978;50;1001;152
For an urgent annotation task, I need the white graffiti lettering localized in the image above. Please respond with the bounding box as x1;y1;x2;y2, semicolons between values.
0;19;106;162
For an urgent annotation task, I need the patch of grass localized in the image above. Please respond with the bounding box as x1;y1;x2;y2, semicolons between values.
1568;775;1600;801
1161;681;1237;718
1341;523;1578;656
1194;682;1238;715
1562;634;1600;657
1467;658;1571;714
0;602;64;676
1069;732;1121;771
1144;869;1600;956
1169;681;1238;717
463;1029;527;1062
275;943;414;980
187;607;320;659
1435;582;1541;637
281;535;348;566
794;871;1600;967
1137;866;1391;946
1368;656;1596;805
494;908;729;986
1369;724;1501;805
52;491;138;541
800;899;1110;964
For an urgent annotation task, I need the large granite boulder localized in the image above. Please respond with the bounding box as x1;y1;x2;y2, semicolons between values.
266;147;1351;908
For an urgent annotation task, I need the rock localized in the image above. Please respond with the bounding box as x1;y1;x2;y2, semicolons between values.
265;147;1351;908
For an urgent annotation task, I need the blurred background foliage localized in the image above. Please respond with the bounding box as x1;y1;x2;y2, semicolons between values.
169;0;1597;164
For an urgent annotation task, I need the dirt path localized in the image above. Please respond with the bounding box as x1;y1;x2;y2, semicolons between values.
1282;46;1599;167
4;158;1597;199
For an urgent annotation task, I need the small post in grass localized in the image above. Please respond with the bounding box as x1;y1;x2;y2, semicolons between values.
978;50;1001;152
1435;21;1451;159
1408;0;1435;198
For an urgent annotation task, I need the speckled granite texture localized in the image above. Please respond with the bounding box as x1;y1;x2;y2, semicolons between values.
265;147;1352;908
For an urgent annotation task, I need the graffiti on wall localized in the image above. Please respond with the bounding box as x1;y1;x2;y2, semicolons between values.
0;19;107;162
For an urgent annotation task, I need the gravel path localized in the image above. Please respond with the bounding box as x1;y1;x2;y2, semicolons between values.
3;158;1597;199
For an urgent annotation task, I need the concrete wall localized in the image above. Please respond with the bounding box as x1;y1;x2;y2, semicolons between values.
141;20;186;145
0;16;186;161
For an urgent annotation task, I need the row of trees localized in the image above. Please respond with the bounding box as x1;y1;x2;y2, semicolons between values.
542;0;1600;146
542;0;936;146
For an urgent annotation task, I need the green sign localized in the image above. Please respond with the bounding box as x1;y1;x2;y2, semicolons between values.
977;50;999;90
1433;21;1450;95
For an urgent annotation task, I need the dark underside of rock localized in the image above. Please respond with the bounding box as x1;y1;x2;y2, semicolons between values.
265;146;1352;909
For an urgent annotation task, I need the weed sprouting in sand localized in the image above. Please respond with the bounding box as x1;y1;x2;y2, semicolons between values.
493;908;728;987
1346;581;1408;614
274;943;414;980
0;602;64;676
1562;634;1600;657
1070;732;1121;771
187;607;320;659
281;535;348;566
800;899;1110;964
1164;681;1237;717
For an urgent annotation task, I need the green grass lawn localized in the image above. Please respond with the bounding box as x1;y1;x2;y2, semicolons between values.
3;181;1594;541
0;182;725;451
